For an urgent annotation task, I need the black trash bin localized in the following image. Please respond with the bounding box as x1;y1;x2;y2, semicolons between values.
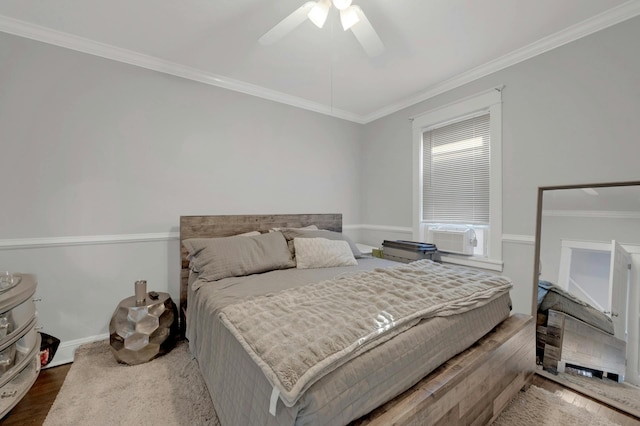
39;332;60;367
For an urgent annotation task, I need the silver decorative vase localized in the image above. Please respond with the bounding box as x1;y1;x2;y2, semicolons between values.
134;280;147;305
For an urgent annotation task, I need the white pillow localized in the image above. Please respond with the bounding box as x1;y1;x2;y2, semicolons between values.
293;237;357;269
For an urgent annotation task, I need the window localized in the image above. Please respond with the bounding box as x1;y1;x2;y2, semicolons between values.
412;89;503;271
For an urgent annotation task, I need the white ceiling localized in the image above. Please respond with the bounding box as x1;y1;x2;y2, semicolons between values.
1;0;639;123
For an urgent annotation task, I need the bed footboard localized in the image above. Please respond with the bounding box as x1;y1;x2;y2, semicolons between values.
352;313;534;426
542;310;626;382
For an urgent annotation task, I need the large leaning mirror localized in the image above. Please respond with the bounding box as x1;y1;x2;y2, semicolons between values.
532;181;640;417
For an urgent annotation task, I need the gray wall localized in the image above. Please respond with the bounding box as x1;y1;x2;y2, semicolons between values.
0;33;363;359
360;16;640;314
0;33;363;238
2;15;639;360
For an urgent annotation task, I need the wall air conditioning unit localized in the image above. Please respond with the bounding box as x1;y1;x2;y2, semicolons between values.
427;227;476;255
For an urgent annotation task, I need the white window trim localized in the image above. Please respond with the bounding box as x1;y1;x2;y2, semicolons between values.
412;88;503;271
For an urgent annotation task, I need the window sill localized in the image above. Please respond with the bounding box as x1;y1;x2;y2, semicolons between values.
439;254;503;272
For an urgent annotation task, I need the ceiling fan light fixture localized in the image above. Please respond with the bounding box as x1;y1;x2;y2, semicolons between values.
333;0;353;11
340;6;360;30
261;0;384;57
308;0;331;28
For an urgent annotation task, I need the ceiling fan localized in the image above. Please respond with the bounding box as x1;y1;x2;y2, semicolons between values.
259;0;384;57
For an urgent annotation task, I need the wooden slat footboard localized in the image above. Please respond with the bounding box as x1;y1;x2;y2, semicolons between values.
542;310;626;382
352;313;535;426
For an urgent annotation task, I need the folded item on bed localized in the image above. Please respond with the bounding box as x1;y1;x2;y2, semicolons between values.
219;259;512;410
538;280;614;335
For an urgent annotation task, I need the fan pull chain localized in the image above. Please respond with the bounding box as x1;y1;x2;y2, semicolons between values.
330;14;334;114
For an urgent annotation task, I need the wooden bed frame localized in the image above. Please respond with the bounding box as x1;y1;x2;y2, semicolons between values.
538;310;626;382
179;214;535;425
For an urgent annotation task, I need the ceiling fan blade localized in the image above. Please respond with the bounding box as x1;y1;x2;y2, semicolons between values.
259;2;316;46
350;6;384;57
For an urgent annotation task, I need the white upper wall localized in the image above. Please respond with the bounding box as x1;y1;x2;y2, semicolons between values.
0;32;363;240
360;16;640;313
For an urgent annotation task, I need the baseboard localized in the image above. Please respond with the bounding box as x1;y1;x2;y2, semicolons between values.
44;333;109;368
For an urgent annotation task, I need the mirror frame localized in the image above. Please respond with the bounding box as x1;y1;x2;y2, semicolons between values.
532;179;640;416
531;180;640;318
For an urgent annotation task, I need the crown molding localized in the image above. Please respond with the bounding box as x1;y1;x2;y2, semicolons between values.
1;1;639;125
623;244;640;255
542;210;640;220
0;15;364;124
361;0;640;123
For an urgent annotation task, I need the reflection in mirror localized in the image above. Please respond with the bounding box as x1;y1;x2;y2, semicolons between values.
533;181;640;417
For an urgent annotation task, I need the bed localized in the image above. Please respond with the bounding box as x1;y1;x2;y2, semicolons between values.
180;214;534;425
536;281;626;381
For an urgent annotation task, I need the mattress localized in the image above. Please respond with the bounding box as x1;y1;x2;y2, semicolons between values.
537;280;614;335
187;258;512;426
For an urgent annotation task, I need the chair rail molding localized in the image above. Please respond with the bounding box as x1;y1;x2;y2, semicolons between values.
502;234;535;245
343;224;413;234
2;229;537;250
0;232;179;250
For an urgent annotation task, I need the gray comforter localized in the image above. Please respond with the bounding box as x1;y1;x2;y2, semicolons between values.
188;258;512;426
220;260;512;409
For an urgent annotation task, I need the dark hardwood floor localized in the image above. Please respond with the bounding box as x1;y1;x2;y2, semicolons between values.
0;363;70;426
1;366;639;425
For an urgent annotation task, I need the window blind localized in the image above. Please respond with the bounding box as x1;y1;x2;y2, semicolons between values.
422;113;490;224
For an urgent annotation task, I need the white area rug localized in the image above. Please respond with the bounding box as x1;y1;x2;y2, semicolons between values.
43;340;219;426
44;340;622;425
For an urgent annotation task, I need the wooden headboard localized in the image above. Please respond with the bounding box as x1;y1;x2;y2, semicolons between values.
178;213;342;336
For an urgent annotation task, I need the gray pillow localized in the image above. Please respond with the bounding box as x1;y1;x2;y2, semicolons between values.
183;232;295;281
279;228;363;259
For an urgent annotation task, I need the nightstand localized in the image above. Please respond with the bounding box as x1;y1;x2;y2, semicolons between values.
109;291;178;365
